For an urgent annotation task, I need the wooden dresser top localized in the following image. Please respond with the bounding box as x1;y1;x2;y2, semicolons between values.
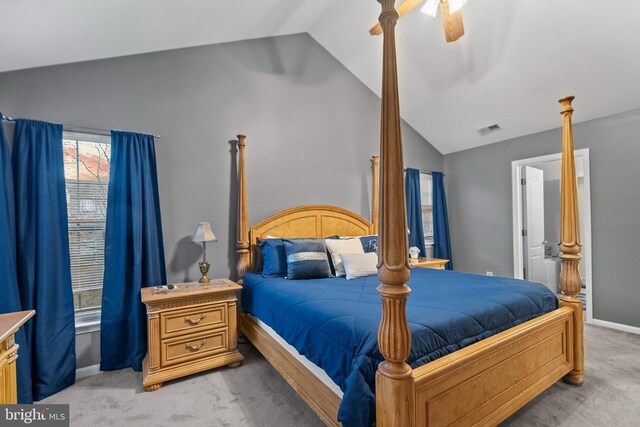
141;279;241;304
0;310;35;343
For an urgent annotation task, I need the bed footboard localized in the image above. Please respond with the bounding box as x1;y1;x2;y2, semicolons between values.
411;306;574;426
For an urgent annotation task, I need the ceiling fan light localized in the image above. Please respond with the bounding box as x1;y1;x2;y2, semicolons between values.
420;0;439;18
448;0;468;14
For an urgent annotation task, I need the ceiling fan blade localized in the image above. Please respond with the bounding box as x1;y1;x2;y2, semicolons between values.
440;0;465;42
420;0;439;18
369;0;424;36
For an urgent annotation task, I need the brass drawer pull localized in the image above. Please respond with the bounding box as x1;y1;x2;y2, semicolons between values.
185;340;207;351
184;313;206;325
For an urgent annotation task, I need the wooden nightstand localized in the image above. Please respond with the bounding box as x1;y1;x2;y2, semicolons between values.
141;279;244;392
409;257;449;270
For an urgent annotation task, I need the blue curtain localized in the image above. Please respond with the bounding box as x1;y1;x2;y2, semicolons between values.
101;131;166;372
432;172;453;270
12;119;76;400
405;168;426;257
0;116;33;403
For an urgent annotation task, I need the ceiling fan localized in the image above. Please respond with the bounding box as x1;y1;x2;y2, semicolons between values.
369;0;467;43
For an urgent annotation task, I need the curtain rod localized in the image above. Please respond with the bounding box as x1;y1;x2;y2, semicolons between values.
1;114;160;140
404;167;432;175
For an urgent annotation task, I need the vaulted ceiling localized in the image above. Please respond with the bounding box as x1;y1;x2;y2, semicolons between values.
2;0;640;154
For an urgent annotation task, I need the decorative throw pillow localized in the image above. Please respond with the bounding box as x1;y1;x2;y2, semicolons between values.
360;235;378;254
365;239;378;254
340;252;378;280
259;238;287;278
283;239;332;280
325;238;365;277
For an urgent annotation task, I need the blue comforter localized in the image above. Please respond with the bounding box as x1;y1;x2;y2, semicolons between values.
242;268;557;427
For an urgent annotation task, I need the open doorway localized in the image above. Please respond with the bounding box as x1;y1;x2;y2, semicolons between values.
511;149;593;323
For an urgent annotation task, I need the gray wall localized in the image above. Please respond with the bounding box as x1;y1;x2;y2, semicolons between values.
0;33;443;367
0;32;442;283
76;330;100;370
444;109;640;328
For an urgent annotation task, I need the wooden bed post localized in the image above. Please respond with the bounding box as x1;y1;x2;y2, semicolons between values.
557;97;585;385
236;134;250;283
375;1;414;426
372;155;380;234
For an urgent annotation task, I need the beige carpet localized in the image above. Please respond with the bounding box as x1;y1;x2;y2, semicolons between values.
41;324;640;426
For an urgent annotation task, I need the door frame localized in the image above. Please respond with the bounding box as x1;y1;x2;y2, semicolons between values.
511;149;593;323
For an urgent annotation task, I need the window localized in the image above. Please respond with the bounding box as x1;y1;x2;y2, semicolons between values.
63;132;111;320
419;173;434;256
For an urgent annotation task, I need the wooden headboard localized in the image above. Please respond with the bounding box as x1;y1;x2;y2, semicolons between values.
248;205;374;273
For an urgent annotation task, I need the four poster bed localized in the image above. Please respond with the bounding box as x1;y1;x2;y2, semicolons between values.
233;1;584;426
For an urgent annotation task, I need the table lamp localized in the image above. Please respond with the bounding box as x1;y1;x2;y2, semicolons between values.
193;222;216;283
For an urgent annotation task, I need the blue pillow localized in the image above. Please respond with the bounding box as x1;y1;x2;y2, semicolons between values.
283;238;332;280
259;238;287;278
360;235;378;254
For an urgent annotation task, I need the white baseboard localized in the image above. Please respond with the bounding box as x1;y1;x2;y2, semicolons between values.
76;364;101;380
589;318;640;335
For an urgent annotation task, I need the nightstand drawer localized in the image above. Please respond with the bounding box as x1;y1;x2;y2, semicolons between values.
160;304;227;338
161;328;228;367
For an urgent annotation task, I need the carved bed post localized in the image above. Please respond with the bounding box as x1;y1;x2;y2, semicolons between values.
557;97;585;385
375;1;414;426
372;155;380;234
236;134;250;283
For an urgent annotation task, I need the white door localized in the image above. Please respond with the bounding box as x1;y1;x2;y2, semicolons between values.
524;166;545;283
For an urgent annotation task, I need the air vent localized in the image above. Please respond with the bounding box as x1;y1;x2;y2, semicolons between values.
477;123;502;136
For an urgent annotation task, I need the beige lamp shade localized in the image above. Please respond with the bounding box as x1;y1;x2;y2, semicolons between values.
193;222;216;243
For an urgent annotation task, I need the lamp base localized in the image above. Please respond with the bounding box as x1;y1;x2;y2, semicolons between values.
198;261;211;284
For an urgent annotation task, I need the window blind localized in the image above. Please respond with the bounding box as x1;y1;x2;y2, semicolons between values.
63;135;111;316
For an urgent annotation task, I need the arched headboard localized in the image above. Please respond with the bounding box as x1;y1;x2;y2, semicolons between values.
248;205;374;273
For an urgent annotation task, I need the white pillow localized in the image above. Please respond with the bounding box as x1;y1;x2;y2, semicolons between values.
325;238;364;277
340;253;378;280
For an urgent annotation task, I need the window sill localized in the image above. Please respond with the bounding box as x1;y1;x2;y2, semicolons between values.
76;312;101;335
